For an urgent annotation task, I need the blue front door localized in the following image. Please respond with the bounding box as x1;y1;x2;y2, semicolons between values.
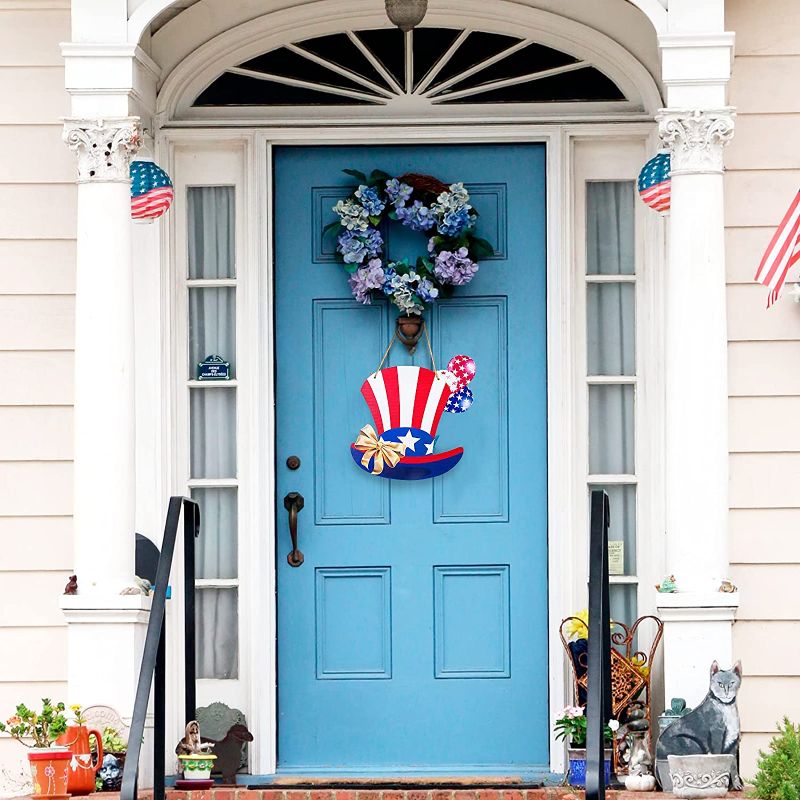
275;144;548;774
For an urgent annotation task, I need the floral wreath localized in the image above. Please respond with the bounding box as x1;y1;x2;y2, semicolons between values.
328;169;494;315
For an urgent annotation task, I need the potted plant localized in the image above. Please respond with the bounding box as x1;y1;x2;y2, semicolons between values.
0;699;70;798
554;705;618;787
55;705;104;796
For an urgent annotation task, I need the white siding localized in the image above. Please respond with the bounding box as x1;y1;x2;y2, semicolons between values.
0;4;73;789
726;0;800;776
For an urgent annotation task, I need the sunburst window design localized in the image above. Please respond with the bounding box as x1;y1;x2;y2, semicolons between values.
193;27;627;111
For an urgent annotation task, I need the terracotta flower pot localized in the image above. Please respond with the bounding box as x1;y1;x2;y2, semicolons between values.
28;747;71;799
56;724;104;796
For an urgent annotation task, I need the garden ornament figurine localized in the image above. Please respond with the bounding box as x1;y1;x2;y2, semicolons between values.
656;575;677;592
176;721;214;757
64;575;78;595
655;661;743;791
203;723;254;784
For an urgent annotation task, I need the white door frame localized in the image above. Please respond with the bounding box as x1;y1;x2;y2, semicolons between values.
155;121;660;777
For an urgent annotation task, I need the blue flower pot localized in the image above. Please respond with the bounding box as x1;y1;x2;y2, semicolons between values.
568;748;612;787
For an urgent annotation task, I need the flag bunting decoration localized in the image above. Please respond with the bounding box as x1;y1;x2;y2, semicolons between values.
130;159;174;221
637;152;671;214
754;190;800;308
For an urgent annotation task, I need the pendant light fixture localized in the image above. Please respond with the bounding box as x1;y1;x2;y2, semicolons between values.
385;0;428;32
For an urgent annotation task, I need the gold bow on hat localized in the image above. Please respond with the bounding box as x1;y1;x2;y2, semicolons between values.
354;424;405;475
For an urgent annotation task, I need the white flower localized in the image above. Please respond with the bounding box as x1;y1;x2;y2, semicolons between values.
608;719;620;732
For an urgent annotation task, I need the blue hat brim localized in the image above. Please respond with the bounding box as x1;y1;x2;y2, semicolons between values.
350;445;464;480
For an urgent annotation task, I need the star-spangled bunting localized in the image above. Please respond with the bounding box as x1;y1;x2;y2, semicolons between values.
637;152;671;214
130;160;174;221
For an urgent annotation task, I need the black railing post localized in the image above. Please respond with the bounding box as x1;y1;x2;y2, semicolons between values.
121;497;200;800
585;489;612;800
154;614;166;800
184;499;199;723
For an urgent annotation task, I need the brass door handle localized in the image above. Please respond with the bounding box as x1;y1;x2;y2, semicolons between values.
284;491;305;567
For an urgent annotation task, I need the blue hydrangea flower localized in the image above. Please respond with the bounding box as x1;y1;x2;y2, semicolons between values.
363;227;383;257
385;178;413;208
354;185;386;216
338;229;368;264
396;200;435;232
382;266;397;295
416;278;439;303
438;206;472;237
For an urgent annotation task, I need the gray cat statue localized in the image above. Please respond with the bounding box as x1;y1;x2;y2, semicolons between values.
655;661;743;791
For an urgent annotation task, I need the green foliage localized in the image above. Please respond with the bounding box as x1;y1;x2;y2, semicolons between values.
0;699;68;748
101;726;127;754
752;718;800;800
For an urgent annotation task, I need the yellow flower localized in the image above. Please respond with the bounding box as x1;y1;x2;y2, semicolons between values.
564;609;589;641
70;705;81;713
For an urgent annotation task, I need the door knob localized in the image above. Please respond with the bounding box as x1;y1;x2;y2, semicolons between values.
284;492;305;567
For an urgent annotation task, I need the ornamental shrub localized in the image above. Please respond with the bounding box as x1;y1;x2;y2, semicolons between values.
752;718;800;800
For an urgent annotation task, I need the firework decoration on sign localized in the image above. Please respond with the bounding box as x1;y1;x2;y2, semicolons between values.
351;351;477;480
444;354;477;414
130;159;174;221
637;152;671;214
328;169;494;315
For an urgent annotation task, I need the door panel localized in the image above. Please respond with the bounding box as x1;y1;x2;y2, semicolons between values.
275;144;548;773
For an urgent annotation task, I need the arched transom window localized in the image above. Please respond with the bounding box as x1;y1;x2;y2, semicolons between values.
191;27;632;119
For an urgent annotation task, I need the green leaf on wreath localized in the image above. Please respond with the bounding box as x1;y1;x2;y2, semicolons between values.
344;263;359;273
369;215;381;226
322;220;340;235
343;168;367;182
470;236;495;259
369;169;392;186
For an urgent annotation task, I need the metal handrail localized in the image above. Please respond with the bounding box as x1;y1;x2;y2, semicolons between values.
121;496;200;800
585;489;612;800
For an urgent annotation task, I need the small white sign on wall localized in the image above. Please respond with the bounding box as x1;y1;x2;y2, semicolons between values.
608;540;625;576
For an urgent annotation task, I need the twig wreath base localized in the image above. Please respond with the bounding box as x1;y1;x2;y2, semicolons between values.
328;169;494;315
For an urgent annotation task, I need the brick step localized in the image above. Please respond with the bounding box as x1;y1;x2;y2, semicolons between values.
164;789;749;800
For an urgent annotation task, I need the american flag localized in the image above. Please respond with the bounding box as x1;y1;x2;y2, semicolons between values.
637;152;671;214
754;191;800;308
130;160;174;220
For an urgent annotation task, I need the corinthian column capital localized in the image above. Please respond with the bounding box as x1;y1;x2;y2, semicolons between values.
62;117;141;183
656;108;735;175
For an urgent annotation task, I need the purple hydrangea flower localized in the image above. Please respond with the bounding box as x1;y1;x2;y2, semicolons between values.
338;229;368;264
396;200;435;232
348;258;386;304
354;185;385;216
363;227;383;257
385;178;413;208
433;247;479;286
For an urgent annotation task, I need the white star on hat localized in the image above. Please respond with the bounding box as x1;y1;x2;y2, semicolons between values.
397;429;420;455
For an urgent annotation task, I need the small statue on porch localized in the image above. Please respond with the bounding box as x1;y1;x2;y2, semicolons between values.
175;720;214;757
202;723;254;784
63;575;78;595
655;661;743;791
656;575;677;593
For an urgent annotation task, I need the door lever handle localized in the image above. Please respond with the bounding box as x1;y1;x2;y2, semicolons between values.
284;491;305;567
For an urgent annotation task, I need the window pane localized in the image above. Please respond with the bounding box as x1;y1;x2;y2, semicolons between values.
589;484;636;575
190;388;237;478
589;384;634;474
188;186;235;279
192;487;238;579
189;287;236;377
586;182;635;275
197;588;239;679
587;283;635;376
610;583;637;627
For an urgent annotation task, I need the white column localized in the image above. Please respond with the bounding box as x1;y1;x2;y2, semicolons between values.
60;117;154;786
656;107;738;706
62;117;141;595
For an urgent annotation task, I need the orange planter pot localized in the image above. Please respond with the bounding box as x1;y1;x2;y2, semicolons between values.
56;725;104;796
28;748;72;799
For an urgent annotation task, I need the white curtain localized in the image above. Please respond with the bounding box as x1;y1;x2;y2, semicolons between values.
586;181;637;602
188;187;239;680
